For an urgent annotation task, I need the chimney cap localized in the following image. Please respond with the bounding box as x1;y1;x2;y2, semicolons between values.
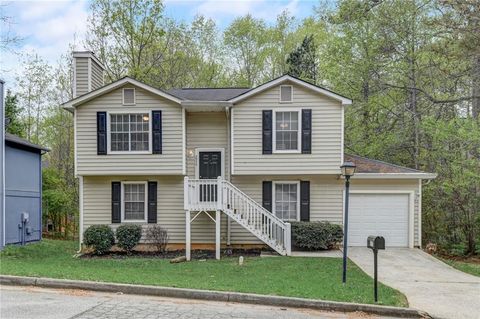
72;51;104;69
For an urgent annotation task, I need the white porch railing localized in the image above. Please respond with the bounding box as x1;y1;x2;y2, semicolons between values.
184;177;291;256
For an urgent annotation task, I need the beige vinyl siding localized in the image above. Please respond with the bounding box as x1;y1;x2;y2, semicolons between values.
232;81;343;175
83;175;229;244
76;85;183;175
91;60;104;91
186;112;230;179
229;176;421;247
74;57;89;97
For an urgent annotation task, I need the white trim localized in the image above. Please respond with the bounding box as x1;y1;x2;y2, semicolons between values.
182;107;186;175
62;77;182;109
353;173;437;179
349;190;415;248
418;179;422;248
74;109;77;176
279;85;293;103
340;106;344;164
195;148;225;179
122;88;136;105
229;75;352;105
272;109;302;154
230;108;235;175
120;181;148;223
87;58;92;92
106;110;152;155
78;176;84;248
272;181;301;222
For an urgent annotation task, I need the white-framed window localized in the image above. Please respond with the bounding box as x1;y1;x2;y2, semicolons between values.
123;88;136;105
273;181;300;221
279;85;293;103
121;181;148;222
273;110;301;153
108;112;151;153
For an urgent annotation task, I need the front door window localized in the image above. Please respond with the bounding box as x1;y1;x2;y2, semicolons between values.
198;151;222;202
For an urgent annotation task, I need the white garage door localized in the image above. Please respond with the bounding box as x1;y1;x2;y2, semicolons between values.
349;193;410;247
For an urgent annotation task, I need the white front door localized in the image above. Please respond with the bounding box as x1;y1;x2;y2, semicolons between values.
348;193;410;247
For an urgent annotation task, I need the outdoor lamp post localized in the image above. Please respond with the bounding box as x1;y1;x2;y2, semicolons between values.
340;161;356;284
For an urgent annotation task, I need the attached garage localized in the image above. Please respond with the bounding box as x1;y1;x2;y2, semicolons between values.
348;192;413;248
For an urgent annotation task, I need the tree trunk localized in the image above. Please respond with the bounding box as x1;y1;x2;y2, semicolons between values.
472;56;480;121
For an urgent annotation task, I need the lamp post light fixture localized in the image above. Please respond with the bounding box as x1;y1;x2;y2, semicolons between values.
340;161;356;284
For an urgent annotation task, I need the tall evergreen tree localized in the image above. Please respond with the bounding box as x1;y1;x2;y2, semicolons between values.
286;34;318;83
4;90;25;137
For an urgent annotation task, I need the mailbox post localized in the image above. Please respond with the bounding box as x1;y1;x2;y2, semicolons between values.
367;236;385;302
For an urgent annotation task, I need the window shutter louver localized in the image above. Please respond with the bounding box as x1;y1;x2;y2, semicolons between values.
302;109;312;154
97;112;107;155
262;110;272;154
152;110;162;154
300;181;310;221
262;181;272;212
111;182;121;223
148;181;157;223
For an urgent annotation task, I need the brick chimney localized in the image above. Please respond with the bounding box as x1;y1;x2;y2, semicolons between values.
73;51;105;98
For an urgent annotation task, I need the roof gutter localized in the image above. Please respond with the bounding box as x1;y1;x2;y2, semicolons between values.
352;173;437;180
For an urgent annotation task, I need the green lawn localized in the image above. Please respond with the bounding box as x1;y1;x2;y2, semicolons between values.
0;240;407;307
438;257;480;277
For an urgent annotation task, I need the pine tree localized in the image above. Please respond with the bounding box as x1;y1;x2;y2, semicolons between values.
286;34;318;83
4;90;25;137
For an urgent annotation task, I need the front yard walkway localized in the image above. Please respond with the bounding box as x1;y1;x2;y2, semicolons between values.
0;240;406;307
348;247;480;319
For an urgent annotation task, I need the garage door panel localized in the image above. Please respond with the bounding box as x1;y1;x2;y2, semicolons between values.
349;194;409;247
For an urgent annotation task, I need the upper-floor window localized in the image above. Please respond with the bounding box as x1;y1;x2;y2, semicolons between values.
273;110;301;152
280;85;293;103
123;88;136;105
110;113;151;153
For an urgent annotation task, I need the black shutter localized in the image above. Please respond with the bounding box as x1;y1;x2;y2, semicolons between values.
111;182;121;223
300;181;310;221
262;110;272;154
152;110;162;154
262;181;272;212
302;109;312;154
148;181;157;223
97;112;107;155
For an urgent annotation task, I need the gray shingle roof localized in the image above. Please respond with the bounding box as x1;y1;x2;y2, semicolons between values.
344;153;425;173
5;133;50;152
167;88;250;101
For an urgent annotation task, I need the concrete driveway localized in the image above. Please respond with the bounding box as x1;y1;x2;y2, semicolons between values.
348;248;480;319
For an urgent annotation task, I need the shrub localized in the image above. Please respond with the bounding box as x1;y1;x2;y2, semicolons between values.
146;225;169;253
291;221;343;250
83;225;115;255
116;224;142;253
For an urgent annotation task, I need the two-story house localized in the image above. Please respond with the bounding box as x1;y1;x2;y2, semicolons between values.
63;51;436;259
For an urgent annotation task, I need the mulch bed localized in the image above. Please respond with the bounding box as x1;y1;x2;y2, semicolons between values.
80;248;264;260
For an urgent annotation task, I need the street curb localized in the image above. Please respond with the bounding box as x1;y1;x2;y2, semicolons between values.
0;275;430;318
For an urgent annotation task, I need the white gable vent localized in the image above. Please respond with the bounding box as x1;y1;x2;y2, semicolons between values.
123;88;136;105
280;85;292;102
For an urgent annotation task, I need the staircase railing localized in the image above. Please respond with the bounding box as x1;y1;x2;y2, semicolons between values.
184;177;291;256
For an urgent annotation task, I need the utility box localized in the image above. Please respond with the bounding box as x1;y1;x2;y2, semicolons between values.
367;236;385;250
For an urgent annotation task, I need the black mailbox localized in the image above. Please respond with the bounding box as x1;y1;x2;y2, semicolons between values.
367;236;385;250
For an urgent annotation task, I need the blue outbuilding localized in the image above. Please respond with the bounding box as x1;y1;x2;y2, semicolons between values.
1;133;49;248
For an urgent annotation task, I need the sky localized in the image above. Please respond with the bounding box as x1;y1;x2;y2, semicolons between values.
0;0;319;90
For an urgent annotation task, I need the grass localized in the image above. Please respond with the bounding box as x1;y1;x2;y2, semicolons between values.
437;256;480;277
0;239;407;307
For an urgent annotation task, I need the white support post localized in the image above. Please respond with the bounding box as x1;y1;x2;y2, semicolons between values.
185;210;191;261
215;210;221;260
183;176;189;210
217;176;223;211
285;222;292;256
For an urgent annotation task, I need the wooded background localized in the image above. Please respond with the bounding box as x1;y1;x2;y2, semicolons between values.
2;0;479;255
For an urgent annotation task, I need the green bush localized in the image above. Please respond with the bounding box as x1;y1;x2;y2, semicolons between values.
83;225;115;254
291;221;343;250
116;224;142;253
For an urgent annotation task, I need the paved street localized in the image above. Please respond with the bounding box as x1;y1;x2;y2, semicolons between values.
0;285;399;319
